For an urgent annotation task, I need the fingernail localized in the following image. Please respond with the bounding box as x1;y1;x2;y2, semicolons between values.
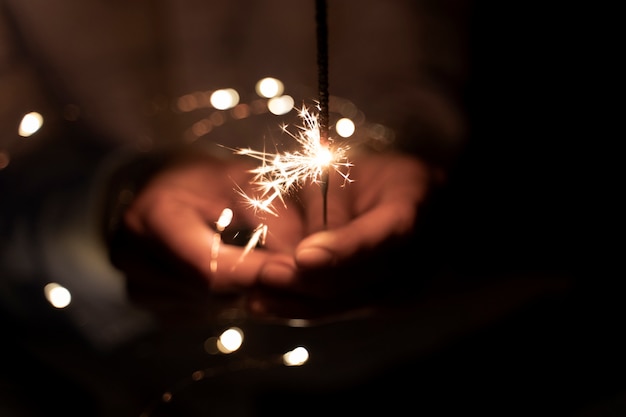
296;247;334;268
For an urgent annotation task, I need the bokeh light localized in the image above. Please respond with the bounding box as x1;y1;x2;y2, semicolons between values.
256;77;284;98
18;111;44;137
283;346;309;366
267;95;294;115
335;117;355;137
43;282;71;308
216;327;244;353
210;89;240;110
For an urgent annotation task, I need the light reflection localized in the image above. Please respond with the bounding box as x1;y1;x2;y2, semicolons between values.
210;88;240;110
43;282;71;308
283;346;309;366
18;111;44;137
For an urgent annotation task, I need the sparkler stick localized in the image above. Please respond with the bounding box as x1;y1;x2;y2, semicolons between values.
214;0;349;270
316;0;330;228
228;105;351;219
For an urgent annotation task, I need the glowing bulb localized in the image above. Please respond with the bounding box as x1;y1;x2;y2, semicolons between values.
210;88;240;110
335;118;355;138
43;283;71;308
283;346;309;366
217;327;244;353
216;208;233;232
256;77;284;98
19;112;44;137
267;95;294;115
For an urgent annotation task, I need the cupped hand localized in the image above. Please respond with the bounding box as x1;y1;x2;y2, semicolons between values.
121;150;299;293
119;148;432;318
249;151;433;315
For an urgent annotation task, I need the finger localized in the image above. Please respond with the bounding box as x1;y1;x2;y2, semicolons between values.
132;196;297;291
125;186;231;235
209;243;296;291
297;169;353;233
294;199;418;269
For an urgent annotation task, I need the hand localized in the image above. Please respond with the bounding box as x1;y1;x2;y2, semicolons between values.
249;151;433;317
114;149;431;319
118;151;296;294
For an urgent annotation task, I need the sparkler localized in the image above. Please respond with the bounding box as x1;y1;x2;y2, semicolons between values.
231;104;352;219
212;0;350;270
231;0;350;227
316;0;331;228
215;103;351;271
233;0;337;222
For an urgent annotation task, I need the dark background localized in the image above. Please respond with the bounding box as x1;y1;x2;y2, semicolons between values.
2;2;621;416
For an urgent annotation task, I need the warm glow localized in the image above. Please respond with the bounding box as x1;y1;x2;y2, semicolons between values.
216;208;233;232
256;77;284;98
335;118;355;138
18;112;44;137
283;346;309;366
217;327;244;353
315;146;332;167
210;88;240;110
267;95;294;115
226;105;352;262
43;282;71;308
232;105;352;218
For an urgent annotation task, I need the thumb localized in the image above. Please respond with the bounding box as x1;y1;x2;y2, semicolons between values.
295;202;416;269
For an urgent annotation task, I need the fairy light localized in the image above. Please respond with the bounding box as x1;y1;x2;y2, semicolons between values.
18;111;44;137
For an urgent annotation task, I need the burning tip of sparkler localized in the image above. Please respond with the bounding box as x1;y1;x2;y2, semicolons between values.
226;104;352;220
212;103;353;268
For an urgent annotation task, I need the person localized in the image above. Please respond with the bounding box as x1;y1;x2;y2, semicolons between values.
1;0;469;321
0;0;471;414
1;0;619;416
